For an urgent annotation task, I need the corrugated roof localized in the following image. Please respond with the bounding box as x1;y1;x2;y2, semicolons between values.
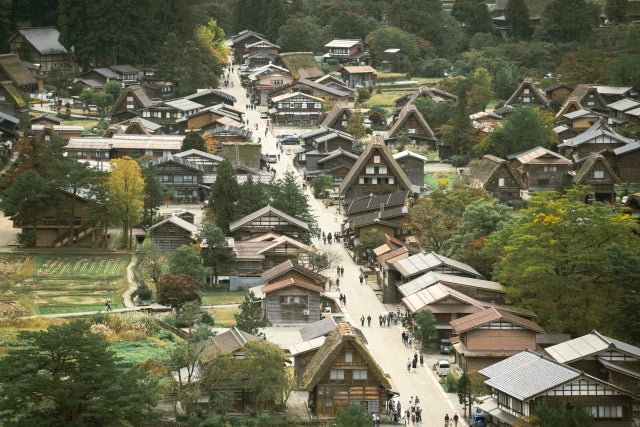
398;271;502;298
546;330;640;364
197;327;259;363
228;205;310;233
271;91;324;103
346;190;409;214
479;350;581;401
606;97;640;112
18;27;67;55
288;336;326;356
449;307;544;334
261;277;324;295
65;135;184;151
300;316;338;341
261;259;326;284
325;39;362;48
147;215;199;236
164;98;203;111
392;251;481;279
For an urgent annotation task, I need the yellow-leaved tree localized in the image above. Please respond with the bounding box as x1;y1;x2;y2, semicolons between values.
108;157;144;249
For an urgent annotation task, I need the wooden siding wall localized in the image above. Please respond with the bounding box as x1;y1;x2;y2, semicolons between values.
466;329;537;351
264;287;321;324
617;150;640;184
397;157;424;187
150;223;194;252
523;164;571;192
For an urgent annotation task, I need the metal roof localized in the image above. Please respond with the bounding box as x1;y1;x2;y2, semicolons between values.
606;97;640;111
398;272;502;298
545;330;640;364
65;135;184;150
300;316;338;341
18;27;67;55
164;98;203;111
392;251;481;278
288;336;326;356
325;39;362;48
479;350;580;401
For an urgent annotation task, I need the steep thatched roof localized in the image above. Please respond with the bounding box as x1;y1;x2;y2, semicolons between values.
302;322;392;391
0;53;36;87
469;154;526;190
277;52;324;79
573;152;620;185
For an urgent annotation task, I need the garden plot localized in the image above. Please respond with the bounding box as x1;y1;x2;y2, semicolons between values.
37;257;123;276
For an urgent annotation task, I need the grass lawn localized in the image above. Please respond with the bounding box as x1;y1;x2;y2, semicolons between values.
109;337;178;365
200;290;247;305
425;172;461;190
207;306;240;328
0;253;131;315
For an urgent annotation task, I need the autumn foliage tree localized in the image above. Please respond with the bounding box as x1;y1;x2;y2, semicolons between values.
107;157;144;249
156;274;202;310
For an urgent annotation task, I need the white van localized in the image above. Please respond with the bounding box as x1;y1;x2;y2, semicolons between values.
436;360;450;377
266;152;278;163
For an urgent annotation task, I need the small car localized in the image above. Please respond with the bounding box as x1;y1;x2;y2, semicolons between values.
279;135;300;145
260;111;268;119
266;152;278;163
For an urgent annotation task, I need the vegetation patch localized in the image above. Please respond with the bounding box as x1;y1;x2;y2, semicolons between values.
207;307;240;328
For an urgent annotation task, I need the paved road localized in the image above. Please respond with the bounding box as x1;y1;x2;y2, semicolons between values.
221;65;468;425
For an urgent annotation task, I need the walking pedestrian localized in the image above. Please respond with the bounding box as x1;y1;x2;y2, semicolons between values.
336;277;340;288
367;315;372;326
105;299;112;312
340;266;344;277
419;353;424;367
453;412;459;427
359;274;364;284
336;266;341;276
445;413;450;427
412;354;418;370
406;358;411;372
327;232;332;243
343;294;347;305
361;315;365;327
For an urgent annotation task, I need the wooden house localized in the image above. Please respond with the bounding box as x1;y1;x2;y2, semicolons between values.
303;322;395;418
140;98;204;133
478;350;637;426
269;91;324;126
340;66;377;89
304;148;359;187
613;141;640;185
318;105;354;132
505;78;550;109
177;103;245;134
261;259;326;287
399;272;504;306
607;98;640;122
381;48;409;72
545;330;640;418
468;154;526;204
385;105;436;149
0;53;37;90
77;67;119;88
244;40;280;69
31;124;84;141
289;336;326;388
347;205;409;243
229;205;310;242
65;135;184;165
248;64;294;106
323;39;371;65
573;152;621;203
301;127;352;153
507;146;573;193
230;234;314;276
148;154;205;201
8;27;75;74
339;136;413;202
556;108;605;137
556;85;609;120
12;189;104;248
393;150;427;189
449;307;545;373
558;120;633;161
591;85;635;104
269;78;354;108
542;82;573;106
0;111;20;141
147;215;199;252
183;89;237;108
109;64;141;86
231;30;267;63
109;85;157;124
104;117;163;137
259;277;325;324
393;86;457;119
176;328;261;413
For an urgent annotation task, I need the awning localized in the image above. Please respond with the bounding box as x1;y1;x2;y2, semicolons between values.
477;396;521;425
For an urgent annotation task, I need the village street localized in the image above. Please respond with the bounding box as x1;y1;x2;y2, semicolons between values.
223;65;469;425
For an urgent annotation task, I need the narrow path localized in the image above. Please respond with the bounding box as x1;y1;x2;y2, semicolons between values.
121;254;137;308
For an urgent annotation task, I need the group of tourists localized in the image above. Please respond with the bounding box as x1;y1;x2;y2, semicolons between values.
387;396;423;425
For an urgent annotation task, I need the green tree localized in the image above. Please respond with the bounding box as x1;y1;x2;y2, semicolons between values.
538;0;600;43
483;188;640;336
0;320;158;426
405;187;490;252
167;244;210;284
345;111;367;141
277;14;326;53
533;399;594;427
199;222;236;287
452;0;494;36
236;174;268;218
311;173;335;198
505;0;532;40
413;98;457;131
209;159;239;234
475;106;556;158
243;340;292;411
269;170;317;242
141;163;164;227
156;273;202;310
139;239;166;286
413;310;437;351
438;79;482;155
0;170;52;246
334;403;372;427
234;291;271;337
457;371;489;418
467;67;493;112
44;66;71;96
365;26;426;68
181;132;206;152
107;156;145;249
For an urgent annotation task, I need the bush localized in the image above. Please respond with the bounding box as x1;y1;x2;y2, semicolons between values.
136;282;152;300
17;230;36;248
445;373;458;392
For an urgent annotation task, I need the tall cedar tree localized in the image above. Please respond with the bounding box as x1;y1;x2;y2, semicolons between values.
234;291;271;337
505;0;532;40
539;0;600;43
199;222;236;287
0;320;158;426
451;0;494;36
236;174;268;218
141;164;164;227
107;156;145;249
269;170;317;242
181;132;206;152
209;158;239;234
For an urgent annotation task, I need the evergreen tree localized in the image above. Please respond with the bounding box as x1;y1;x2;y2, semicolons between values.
234;291;271;337
505;0;532;40
605;0;628;24
269;170;317;242
181;132;206;152
237;174;268;218
452;0;494;36
0;320;158;426
209;159;239;234
141;164;164;227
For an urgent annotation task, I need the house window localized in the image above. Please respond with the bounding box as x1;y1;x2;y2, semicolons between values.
352;369;367;380
587;406;622;419
389;177;394;184
76;151;87;159
408;128;416;134
372;178;378;184
523;96;531;103
345;352;352;363
498;178;505;187
524;88;530;94
330;369;345;380
366;166;375;174
379;166;387;174
127;104;134;109
373;155;380;164
359;177;364;184
594;170;604;179
543;166;557;172
127;96;133;102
